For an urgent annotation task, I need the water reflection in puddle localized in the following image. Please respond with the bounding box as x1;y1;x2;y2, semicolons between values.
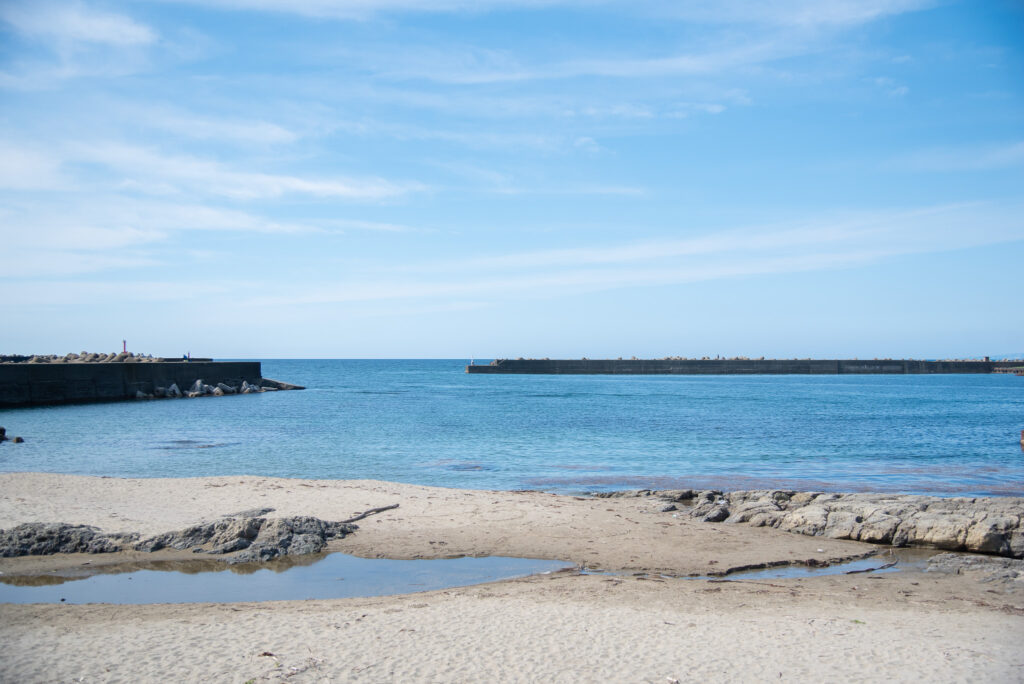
712;548;936;580
0;554;571;604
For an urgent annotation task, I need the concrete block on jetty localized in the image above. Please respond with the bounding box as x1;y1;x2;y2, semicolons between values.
0;352;304;407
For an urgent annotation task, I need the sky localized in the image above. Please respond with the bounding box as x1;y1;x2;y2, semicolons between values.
1;0;1022;359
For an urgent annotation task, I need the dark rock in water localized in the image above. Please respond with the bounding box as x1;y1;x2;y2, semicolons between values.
0;523;134;556
11;437;23;443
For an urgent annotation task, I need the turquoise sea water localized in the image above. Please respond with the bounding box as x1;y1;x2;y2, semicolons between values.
1;360;1022;496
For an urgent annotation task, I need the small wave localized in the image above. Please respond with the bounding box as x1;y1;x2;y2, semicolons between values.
155;441;239;451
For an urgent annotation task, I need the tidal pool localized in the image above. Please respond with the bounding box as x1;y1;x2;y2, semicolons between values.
0;553;571;604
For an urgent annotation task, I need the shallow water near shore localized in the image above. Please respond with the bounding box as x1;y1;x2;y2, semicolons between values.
0;554;571;604
1;359;1022;495
0;549;936;604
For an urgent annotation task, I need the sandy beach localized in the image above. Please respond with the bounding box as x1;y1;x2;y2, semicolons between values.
1;473;1022;682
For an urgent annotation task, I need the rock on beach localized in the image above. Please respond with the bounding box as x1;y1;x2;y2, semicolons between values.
0;514;358;564
649;489;1024;558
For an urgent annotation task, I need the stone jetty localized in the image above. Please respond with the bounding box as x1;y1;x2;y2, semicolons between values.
468;357;1024;375
0;352;303;407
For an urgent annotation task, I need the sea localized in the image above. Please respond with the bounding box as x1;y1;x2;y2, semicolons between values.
1;359;1022;497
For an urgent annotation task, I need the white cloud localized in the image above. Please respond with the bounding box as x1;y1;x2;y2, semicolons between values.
325;218;421;233
0;196;331;277
662;0;933;28
137;109;299;145
0;1;156;46
155;0;587;20
0;142;67;190
65;143;420;200
364;34;809;84
889;141;1024;172
1;197;323;250
156;0;931;27
0;279;237;301
241;202;1024;307
0;139;418;200
0;250;160;278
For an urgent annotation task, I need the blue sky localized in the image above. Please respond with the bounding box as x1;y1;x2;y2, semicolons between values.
1;0;1022;359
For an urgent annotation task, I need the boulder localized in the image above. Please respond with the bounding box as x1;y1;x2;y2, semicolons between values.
166;383;182;398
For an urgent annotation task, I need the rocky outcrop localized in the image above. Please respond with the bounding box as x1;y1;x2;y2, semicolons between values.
229;517;356;563
135;515;356;563
0;514;356;564
649;489;1024;558
0;523;134;556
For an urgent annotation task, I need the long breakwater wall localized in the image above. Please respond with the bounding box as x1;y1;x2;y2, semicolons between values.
466;358;1023;375
0;361;264;407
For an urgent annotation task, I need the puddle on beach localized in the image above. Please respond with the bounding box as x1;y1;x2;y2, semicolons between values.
0;554;571;605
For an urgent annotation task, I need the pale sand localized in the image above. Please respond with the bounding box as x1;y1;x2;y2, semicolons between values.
1;473;1022;683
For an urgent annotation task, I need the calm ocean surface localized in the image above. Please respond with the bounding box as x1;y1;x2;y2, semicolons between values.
1;360;1022;496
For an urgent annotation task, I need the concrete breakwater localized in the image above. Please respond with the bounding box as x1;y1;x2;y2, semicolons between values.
0;358;303;407
467;358;1024;375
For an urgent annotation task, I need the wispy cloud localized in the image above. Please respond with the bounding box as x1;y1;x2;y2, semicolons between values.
157;0;932;27
129;107;299;145
154;0;588;20
242;202;1024;307
872;76;909;97
368;39;796;84
2;140;423;200
0;142;67;190
888;141;1024;172
662;0;934;28
0;1;157;46
0;196;326;277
